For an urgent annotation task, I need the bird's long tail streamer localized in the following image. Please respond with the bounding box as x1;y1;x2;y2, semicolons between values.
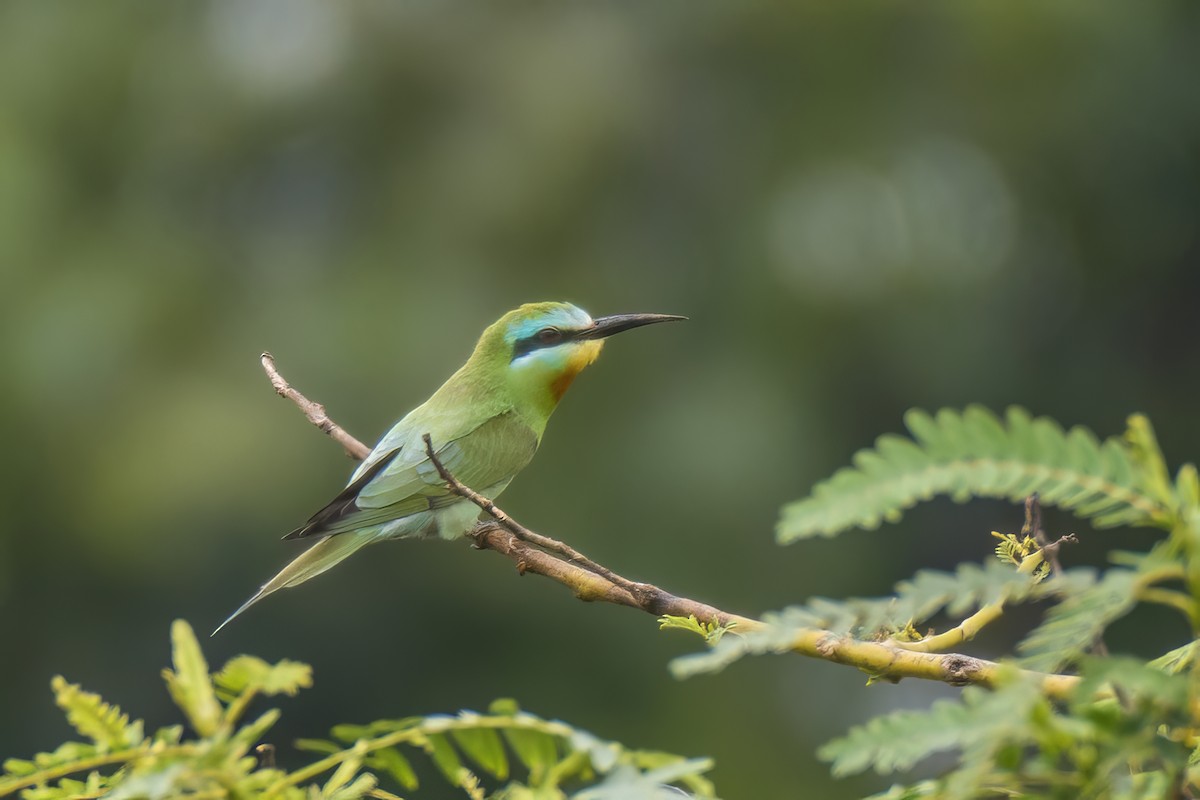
212;532;379;635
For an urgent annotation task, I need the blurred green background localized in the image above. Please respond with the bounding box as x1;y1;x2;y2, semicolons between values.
2;1;1198;797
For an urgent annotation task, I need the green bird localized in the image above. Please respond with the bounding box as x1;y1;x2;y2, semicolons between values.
215;302;683;634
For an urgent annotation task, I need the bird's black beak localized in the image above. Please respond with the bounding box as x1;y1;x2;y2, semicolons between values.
576;313;687;340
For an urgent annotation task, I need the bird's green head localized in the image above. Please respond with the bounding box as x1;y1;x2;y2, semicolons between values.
472;301;684;411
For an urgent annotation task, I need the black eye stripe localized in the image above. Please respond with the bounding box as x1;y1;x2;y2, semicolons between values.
512;328;573;361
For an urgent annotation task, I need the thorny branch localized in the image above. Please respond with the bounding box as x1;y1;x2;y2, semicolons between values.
260;354;1083;699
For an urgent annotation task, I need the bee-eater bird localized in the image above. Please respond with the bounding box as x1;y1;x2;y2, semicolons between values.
214;302;684;634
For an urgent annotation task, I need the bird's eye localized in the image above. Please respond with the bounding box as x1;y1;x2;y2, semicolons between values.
537;327;563;344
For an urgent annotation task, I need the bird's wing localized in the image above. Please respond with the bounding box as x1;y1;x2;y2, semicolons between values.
283;411;538;540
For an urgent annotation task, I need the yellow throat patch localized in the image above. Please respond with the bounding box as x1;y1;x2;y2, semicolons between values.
551;340;604;401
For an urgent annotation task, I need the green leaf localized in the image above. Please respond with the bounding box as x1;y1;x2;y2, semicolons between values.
1018;568;1138;673
628;752;716;797
503;725;561;781
104;764;186;800
152;725;183;745
161;619;221;737
671;607;817;679
332;717;423;743
488;698;521;715
424;733;465;785
29;740;99;769
214;655;313;699
568;730;621;773
658;615;733;645
657;615;709;636
487;698;562;783
819;679;1042;778
50;676;143;750
778;406;1172;542
1148;641;1198;675
451;720;509;780
1176;463;1200;517
323;747;365;796
574;760;715;799
327;773;377;800
229;709;280;754
3;759;37;777
21;773;108;800
1073;657;1190;713
366;747;419;791
1124;414;1174;508
492;787;565;800
865;781;944;800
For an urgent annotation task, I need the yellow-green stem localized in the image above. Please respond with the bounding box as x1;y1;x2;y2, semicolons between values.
220;687;260;736
894;548;1046;654
0;745;203;798
894;603;1007;654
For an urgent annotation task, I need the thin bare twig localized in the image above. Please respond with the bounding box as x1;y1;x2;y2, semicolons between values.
467;520;749;625
1024;494;1106;657
260;355;1083;698
420;433;655;601
1025;494;1064;574
261;352;370;460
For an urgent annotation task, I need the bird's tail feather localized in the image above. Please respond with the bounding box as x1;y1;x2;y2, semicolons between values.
212;533;378;636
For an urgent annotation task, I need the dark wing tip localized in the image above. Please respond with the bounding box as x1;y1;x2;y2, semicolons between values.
280;448;404;542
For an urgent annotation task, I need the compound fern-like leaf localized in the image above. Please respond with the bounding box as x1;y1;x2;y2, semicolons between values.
818;680;1042;779
778;406;1172;543
51;676;143;751
1017;568;1138;673
161;620;221;737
